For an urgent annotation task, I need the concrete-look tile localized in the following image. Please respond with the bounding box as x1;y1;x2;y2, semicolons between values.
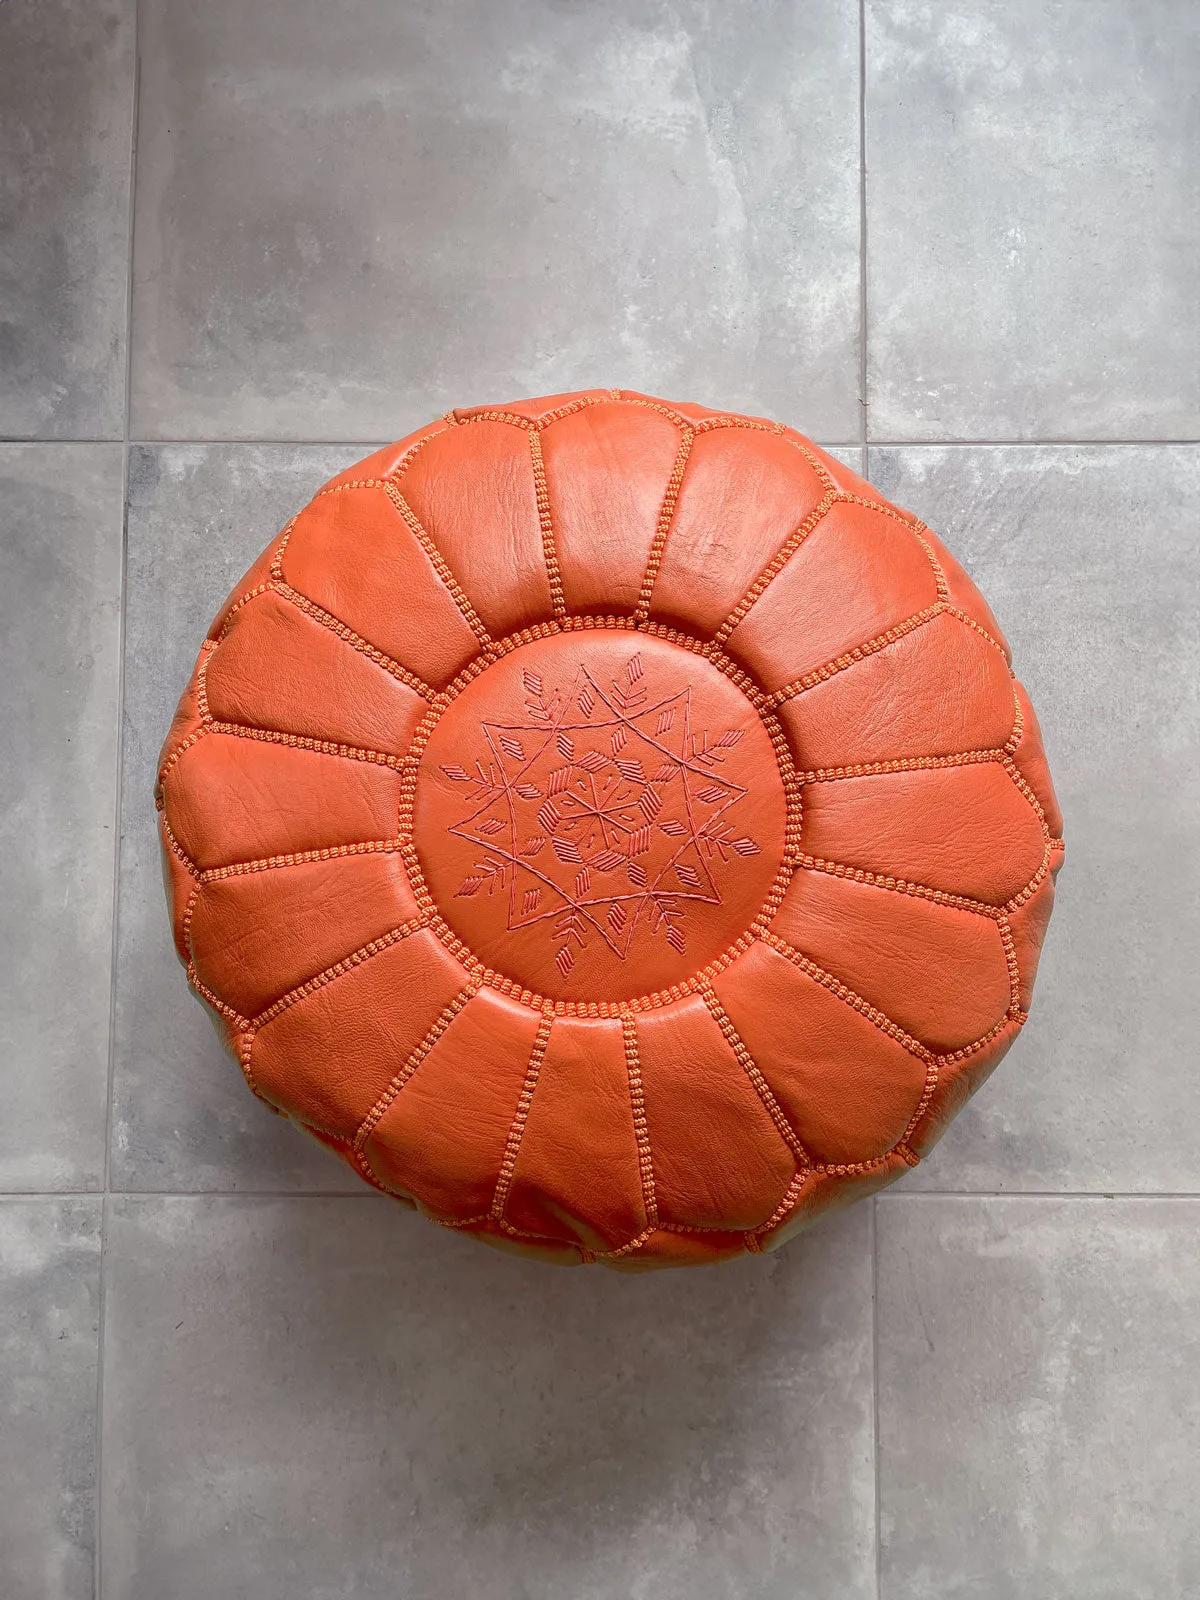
130;0;861;443
0;0;134;438
112;445;373;1191
0;447;123;1190
826;445;864;476
101;1197;875;1600
877;1197;1200;1598
867;445;1199;1192
866;0;1200;440
0;1198;101;1600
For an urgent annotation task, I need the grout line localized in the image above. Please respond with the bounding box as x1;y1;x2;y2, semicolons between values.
0;1190;385;1201
858;0;869;481
879;1190;1200;1201
96;26;141;1600
864;437;1200;448
5;1188;1200;1202
871;1198;882;1600
3;435;1198;451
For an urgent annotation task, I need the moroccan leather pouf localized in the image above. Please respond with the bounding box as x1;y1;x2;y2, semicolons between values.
157;389;1064;1269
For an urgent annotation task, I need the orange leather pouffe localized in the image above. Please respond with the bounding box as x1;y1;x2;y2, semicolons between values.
157;390;1064;1270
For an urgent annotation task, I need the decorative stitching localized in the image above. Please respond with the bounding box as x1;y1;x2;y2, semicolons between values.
794;852;1005;918
392;614;804;1019
379;480;494;648
353;981;481;1150
205;720;407;770
528;427;566;619
622;1016;658;1228
196;837;404;884
712;491;841;646
273;581;438;701
793;749;1005;785
698;980;812;1165
757;930;934;1063
251;916;428;1029
767;602;948;705
634;427;695;623
490;1014;553;1220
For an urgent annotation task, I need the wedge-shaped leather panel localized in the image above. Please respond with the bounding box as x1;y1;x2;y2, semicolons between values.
724;500;940;691
649;428;827;634
711;942;930;1166
1010;681;1064;836
189;850;420;1021
540;401;683;613
281;483;480;686
398;421;553;636
250;928;469;1134
164;733;401;871
203;588;427;757
779;610;1016;770
634;996;795;1230
502;1017;647;1251
800;762;1047;906
774;865;1011;1051
364;989;544;1221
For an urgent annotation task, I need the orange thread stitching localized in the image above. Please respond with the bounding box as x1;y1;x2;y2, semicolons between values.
634;427;695;623
273;581;438;700
528;427;566;619
622;1016;658;1229
380;480;494;648
205;720;406;770
767;602;948;705
354;981;481;1150
490;1014;553;1220
698;981;811;1165
713;491;841;646
251;916;428;1029
794;749;1005;785
758;930;934;1062
197;837;404;884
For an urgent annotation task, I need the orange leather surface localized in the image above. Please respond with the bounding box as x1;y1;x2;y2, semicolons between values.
156;389;1064;1269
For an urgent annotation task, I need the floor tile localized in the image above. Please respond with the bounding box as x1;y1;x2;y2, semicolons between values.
101;1196;875;1600
0;447;124;1190
0;1198;102;1600
866;0;1200;441
0;0;134;439
112;445;371;1191
877;1197;1200;1598
868;445;1200;1192
129;0;861;443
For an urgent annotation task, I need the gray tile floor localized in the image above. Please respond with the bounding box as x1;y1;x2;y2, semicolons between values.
1;1;1197;1596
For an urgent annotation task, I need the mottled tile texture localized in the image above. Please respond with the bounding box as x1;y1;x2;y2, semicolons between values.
0;448;123;1189
2;0;1198;1594
0;0;134;437
0;1199;102;1600
877;1198;1200;1599
129;0;861;441
101;1198;875;1600
867;0;1200;440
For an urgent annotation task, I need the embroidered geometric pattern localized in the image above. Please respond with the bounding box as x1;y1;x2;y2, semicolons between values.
443;651;760;976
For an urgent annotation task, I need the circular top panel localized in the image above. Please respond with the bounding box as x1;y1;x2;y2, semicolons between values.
413;630;790;1002
156;389;1063;1271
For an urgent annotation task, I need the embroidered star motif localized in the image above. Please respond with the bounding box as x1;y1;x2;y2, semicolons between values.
441;653;761;977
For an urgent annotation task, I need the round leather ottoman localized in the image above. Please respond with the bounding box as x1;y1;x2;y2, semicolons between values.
157;389;1063;1269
